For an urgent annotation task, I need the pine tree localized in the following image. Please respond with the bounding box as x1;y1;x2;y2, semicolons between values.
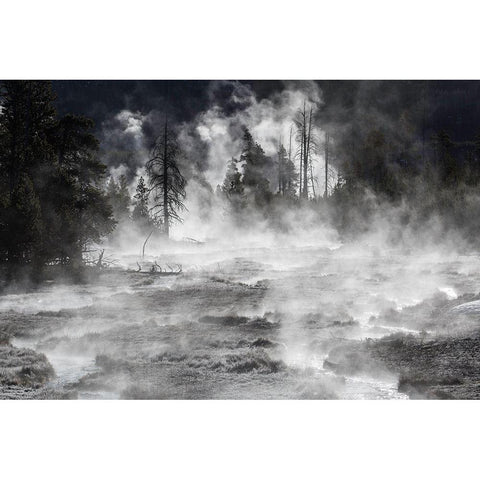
132;176;153;230
0;81;56;269
50;114;115;266
222;157;243;195
0;81;115;274
240;127;272;204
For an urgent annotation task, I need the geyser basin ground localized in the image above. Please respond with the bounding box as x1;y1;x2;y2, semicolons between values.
1;243;480;399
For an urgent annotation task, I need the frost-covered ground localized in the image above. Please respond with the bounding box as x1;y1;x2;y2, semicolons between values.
1;242;480;399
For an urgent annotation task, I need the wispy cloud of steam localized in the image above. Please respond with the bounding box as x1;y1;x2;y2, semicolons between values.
100;109;149;183
180;80;324;188
100;81;325;185
100;81;331;240
170;81;332;241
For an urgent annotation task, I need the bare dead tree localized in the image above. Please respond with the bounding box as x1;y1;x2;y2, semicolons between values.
304;106;311;197
146;120;187;238
306;109;317;198
298;130;304;197
84;250;118;269
295;102;318;199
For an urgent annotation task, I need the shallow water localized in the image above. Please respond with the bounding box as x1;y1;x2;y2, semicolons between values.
3;243;480;399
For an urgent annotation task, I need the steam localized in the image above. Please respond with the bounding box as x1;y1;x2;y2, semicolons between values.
4;81;480;400
97;80;476;254
180;80;323;187
100;80;336;243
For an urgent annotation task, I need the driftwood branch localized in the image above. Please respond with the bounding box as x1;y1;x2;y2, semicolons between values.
142;230;154;258
83;250;118;269
132;260;182;275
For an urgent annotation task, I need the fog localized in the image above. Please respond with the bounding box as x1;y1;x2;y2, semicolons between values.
4;229;480;399
2;80;480;400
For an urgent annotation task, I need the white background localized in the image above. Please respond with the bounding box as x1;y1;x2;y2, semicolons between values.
1;1;479;479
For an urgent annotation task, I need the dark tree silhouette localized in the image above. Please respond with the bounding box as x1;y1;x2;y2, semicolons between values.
50;114;115;267
241;127;273;205
294;102;316;199
132;176;154;231
277;143;297;196
0;81;115;276
222;157;243;195
0;81;56;268
146;121;186;238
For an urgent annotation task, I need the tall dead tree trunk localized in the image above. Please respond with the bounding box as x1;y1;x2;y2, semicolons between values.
163;119;169;237
306;109;315;198
146;120;186;239
295;101;317;200
302;103;308;198
299;132;303;198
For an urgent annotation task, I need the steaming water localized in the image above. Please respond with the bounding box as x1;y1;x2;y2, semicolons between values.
0;284;134;315
3;242;480;399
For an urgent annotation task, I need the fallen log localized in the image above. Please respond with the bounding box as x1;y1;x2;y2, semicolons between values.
133;270;182;276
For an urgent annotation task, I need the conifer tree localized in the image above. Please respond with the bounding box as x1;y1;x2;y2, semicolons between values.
132;176;153;230
0;81;115;274
222;157;243;195
240;127;272;204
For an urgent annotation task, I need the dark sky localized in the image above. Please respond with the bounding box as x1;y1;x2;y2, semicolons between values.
52;80;284;128
51;80;480;144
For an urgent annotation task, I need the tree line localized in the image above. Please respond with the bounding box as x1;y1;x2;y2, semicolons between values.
0;81;115;280
218;103;326;213
0;81;189;282
3;80;480;283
